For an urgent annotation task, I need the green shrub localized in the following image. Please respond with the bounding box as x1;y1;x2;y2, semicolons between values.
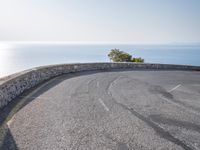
108;49;144;63
132;57;144;63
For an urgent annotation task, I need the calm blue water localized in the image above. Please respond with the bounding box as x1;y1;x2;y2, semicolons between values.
0;43;200;78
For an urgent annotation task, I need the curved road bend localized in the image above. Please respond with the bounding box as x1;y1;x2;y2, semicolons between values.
1;70;200;150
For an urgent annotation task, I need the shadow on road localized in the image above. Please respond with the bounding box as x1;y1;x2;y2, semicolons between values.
0;125;18;150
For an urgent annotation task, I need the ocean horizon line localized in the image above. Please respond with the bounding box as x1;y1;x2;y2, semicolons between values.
0;41;200;46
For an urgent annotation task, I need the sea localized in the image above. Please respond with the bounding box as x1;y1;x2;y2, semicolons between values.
0;42;200;78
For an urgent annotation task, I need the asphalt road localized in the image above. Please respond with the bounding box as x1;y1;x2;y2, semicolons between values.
1;69;200;150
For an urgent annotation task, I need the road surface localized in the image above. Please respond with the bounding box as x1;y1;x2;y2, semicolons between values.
1;70;200;150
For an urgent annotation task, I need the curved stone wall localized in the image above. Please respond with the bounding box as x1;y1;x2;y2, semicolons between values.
0;62;200;109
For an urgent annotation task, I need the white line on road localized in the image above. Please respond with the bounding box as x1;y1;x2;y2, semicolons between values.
168;84;181;92
98;98;109;111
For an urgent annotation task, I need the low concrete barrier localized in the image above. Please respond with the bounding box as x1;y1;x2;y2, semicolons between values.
0;62;200;109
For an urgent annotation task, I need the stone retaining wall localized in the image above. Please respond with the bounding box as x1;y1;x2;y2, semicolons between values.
0;62;200;109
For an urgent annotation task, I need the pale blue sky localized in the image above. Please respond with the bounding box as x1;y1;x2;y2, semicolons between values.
0;0;200;43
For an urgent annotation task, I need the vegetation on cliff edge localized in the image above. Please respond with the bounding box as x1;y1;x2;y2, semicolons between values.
108;49;144;63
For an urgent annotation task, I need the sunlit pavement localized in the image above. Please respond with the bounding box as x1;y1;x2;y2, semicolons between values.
1;70;200;150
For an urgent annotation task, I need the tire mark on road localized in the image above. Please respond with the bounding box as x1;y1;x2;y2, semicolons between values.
115;101;193;150
150;85;200;114
107;79;194;150
160;96;200;116
106;75;125;95
149;85;174;99
71;77;96;98
149;114;200;134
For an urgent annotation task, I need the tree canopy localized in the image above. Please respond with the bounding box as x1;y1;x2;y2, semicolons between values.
108;49;144;63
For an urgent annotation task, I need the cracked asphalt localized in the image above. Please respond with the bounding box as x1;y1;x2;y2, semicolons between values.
1;69;200;150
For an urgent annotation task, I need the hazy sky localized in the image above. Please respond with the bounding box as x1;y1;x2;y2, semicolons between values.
0;0;200;43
